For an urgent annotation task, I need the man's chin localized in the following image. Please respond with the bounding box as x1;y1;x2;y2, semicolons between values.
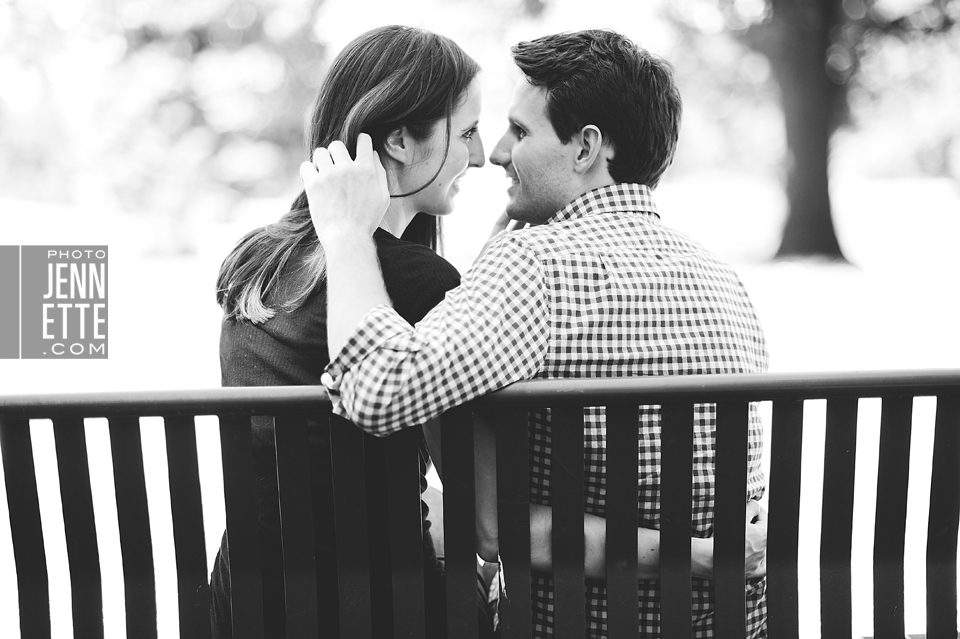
505;201;532;224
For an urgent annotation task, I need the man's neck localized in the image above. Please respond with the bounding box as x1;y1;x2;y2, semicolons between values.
577;174;617;198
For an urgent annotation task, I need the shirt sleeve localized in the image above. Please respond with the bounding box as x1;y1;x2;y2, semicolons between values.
322;235;550;436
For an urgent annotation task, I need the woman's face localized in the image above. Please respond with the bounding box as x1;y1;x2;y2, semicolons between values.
402;78;485;217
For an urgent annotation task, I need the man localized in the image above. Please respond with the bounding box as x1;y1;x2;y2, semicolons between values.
303;29;768;637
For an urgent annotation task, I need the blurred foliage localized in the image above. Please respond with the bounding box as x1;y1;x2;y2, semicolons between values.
1;0;329;231
0;0;956;248
0;0;544;233
666;0;960;179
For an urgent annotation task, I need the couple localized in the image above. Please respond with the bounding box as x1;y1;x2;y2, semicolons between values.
215;25;768;638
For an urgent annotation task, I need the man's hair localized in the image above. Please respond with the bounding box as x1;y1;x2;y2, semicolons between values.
511;29;682;188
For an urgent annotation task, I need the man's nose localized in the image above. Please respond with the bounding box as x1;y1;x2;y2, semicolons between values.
489;134;511;168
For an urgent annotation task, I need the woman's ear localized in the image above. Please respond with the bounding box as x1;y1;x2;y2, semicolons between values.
381;127;411;164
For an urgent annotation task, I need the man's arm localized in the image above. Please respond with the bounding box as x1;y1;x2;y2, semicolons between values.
300;135;393;357
303;136;549;435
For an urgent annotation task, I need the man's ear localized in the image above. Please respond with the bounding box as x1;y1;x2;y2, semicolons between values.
382;127;412;164
572;125;611;175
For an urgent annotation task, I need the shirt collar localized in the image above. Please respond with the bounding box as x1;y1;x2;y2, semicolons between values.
546;183;660;225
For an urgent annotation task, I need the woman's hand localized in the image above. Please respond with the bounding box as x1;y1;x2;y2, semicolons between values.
744;499;767;578
476;211;528;261
691;500;767;579
299;133;390;245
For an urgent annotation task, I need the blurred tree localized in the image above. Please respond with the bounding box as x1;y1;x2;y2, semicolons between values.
0;0;330;253
0;1;75;202
105;0;328;252
668;0;958;259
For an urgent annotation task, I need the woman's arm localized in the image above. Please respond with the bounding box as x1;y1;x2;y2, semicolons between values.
529;504;712;579
421;413;501;563
530;500;767;580
470;414;767;577
436;410;769;577
473;411;500;563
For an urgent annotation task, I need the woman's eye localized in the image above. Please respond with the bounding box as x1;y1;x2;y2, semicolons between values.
462;127;478;140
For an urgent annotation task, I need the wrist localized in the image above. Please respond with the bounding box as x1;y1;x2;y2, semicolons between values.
317;227;376;255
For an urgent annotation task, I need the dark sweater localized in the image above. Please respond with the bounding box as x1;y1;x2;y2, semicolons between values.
220;228;461;385
213;228;460;637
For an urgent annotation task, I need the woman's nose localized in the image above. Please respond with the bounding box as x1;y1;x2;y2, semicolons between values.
469;134;485;168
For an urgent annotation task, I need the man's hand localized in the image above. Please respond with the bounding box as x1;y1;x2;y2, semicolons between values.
744;500;767;578
299;132;390;246
300;133;393;359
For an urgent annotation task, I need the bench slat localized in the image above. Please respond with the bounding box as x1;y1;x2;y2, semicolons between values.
0;416;51;638
53;417;104;638
926;394;960;638
604;404;640;637
552;406;586;639
660;401;693;639
873;396;913;639
163;415;211;639
767;399;804;639
714;401;749;636
442;405;480;639
3;373;959;639
305;412;340;634
385;426;427;638
362;434;392;637
819;398;858;639
218;413;265;639
273;413;320;637
496;407;532;639
329;413;373;639
108;416;157;638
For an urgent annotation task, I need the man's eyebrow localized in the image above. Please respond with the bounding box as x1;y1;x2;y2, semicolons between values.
507;116;527;130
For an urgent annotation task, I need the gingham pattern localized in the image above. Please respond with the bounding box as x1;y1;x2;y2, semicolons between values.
325;183;769;637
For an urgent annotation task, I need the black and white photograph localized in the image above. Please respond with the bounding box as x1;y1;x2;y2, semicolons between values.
2;0;959;637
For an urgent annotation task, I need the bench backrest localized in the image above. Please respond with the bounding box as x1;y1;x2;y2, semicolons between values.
2;370;959;638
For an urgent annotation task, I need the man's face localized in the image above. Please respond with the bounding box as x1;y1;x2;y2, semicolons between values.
490;79;577;224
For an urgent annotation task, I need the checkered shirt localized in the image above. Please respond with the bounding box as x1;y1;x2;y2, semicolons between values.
324;183;769;638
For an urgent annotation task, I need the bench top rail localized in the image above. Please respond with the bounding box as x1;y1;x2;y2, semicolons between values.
2;369;959;418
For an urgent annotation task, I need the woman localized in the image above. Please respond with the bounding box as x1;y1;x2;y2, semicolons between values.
213;25;486;638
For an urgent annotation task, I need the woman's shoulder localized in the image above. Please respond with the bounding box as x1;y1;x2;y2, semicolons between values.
373;229;461;324
374;229;460;282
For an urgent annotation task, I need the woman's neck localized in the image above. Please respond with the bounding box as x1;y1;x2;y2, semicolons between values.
379;202;418;238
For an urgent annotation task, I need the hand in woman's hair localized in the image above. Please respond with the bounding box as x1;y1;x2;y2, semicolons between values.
300;133;390;245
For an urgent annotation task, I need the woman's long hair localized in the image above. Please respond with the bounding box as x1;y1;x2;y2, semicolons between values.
217;26;479;323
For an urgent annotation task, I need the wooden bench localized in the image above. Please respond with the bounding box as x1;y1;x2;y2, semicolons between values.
2;369;959;638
